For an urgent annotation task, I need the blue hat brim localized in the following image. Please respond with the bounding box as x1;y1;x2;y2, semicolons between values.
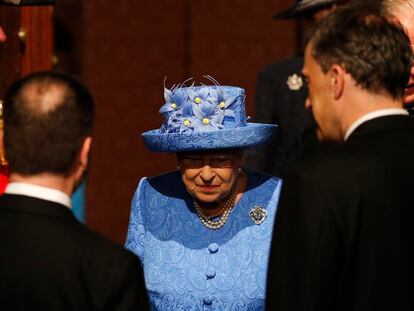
142;123;277;153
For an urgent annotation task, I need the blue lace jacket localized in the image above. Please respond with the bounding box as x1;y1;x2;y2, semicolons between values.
125;169;282;310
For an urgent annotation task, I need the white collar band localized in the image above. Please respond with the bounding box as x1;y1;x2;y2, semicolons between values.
5;182;71;208
344;108;408;141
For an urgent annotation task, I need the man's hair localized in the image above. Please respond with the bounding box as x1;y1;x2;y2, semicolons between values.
302;0;349;21
3;71;95;175
307;2;413;100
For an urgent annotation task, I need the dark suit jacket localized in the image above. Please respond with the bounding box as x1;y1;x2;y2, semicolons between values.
266;115;414;311
248;56;321;177
0;194;149;310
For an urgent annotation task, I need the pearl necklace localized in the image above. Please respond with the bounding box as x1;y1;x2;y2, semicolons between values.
193;178;240;230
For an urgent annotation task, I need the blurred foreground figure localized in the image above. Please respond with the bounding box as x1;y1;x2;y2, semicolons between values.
0;71;149;310
0;2;86;222
266;3;414;311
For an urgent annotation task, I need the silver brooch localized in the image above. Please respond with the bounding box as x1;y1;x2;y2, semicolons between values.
249;205;267;225
286;74;303;91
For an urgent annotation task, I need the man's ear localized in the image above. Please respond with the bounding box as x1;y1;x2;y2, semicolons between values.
330;64;346;100
79;137;92;170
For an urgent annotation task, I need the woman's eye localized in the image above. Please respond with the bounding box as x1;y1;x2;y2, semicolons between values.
181;157;234;168
211;158;233;167
183;158;203;167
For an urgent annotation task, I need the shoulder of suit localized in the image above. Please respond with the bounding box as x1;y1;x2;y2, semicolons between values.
73;223;137;262
287;145;350;181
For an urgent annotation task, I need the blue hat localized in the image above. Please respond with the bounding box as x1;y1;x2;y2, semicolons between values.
142;81;277;153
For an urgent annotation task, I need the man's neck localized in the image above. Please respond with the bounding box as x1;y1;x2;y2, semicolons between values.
9;172;74;196
344;108;408;140
340;88;404;137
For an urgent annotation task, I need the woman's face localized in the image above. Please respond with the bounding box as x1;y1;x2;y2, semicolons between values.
177;150;242;204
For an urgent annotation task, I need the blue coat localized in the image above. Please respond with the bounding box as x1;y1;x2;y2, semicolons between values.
125;169;281;310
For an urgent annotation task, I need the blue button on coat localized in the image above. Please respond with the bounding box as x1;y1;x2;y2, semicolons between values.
208;243;219;253
125;169;282;310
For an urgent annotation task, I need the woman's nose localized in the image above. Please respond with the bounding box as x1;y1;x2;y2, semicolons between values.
200;165;214;181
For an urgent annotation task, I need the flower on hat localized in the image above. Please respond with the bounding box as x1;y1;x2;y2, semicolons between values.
159;86;184;120
213;88;238;123
190;93;224;132
187;86;213;106
142;81;277;153
159;79;244;134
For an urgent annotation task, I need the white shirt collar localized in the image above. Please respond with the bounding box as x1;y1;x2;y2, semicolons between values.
5;182;71;208
344;108;408;141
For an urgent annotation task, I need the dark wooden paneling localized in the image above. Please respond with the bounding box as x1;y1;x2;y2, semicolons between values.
21;7;53;75
0;7;22;96
0;6;53;97
53;0;83;75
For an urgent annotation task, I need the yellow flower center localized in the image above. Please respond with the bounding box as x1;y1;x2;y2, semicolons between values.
202;118;210;125
219;101;225;109
171;103;177;109
184;119;191;127
194;97;202;104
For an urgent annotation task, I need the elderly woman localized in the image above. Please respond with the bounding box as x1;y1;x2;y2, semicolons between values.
125;81;281;310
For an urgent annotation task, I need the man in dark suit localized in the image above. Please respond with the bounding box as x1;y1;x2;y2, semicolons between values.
266;3;414;311
0;71;149;310
250;0;347;177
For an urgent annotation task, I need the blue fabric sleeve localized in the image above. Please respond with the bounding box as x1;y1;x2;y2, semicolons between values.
269;178;283;216
124;178;147;260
